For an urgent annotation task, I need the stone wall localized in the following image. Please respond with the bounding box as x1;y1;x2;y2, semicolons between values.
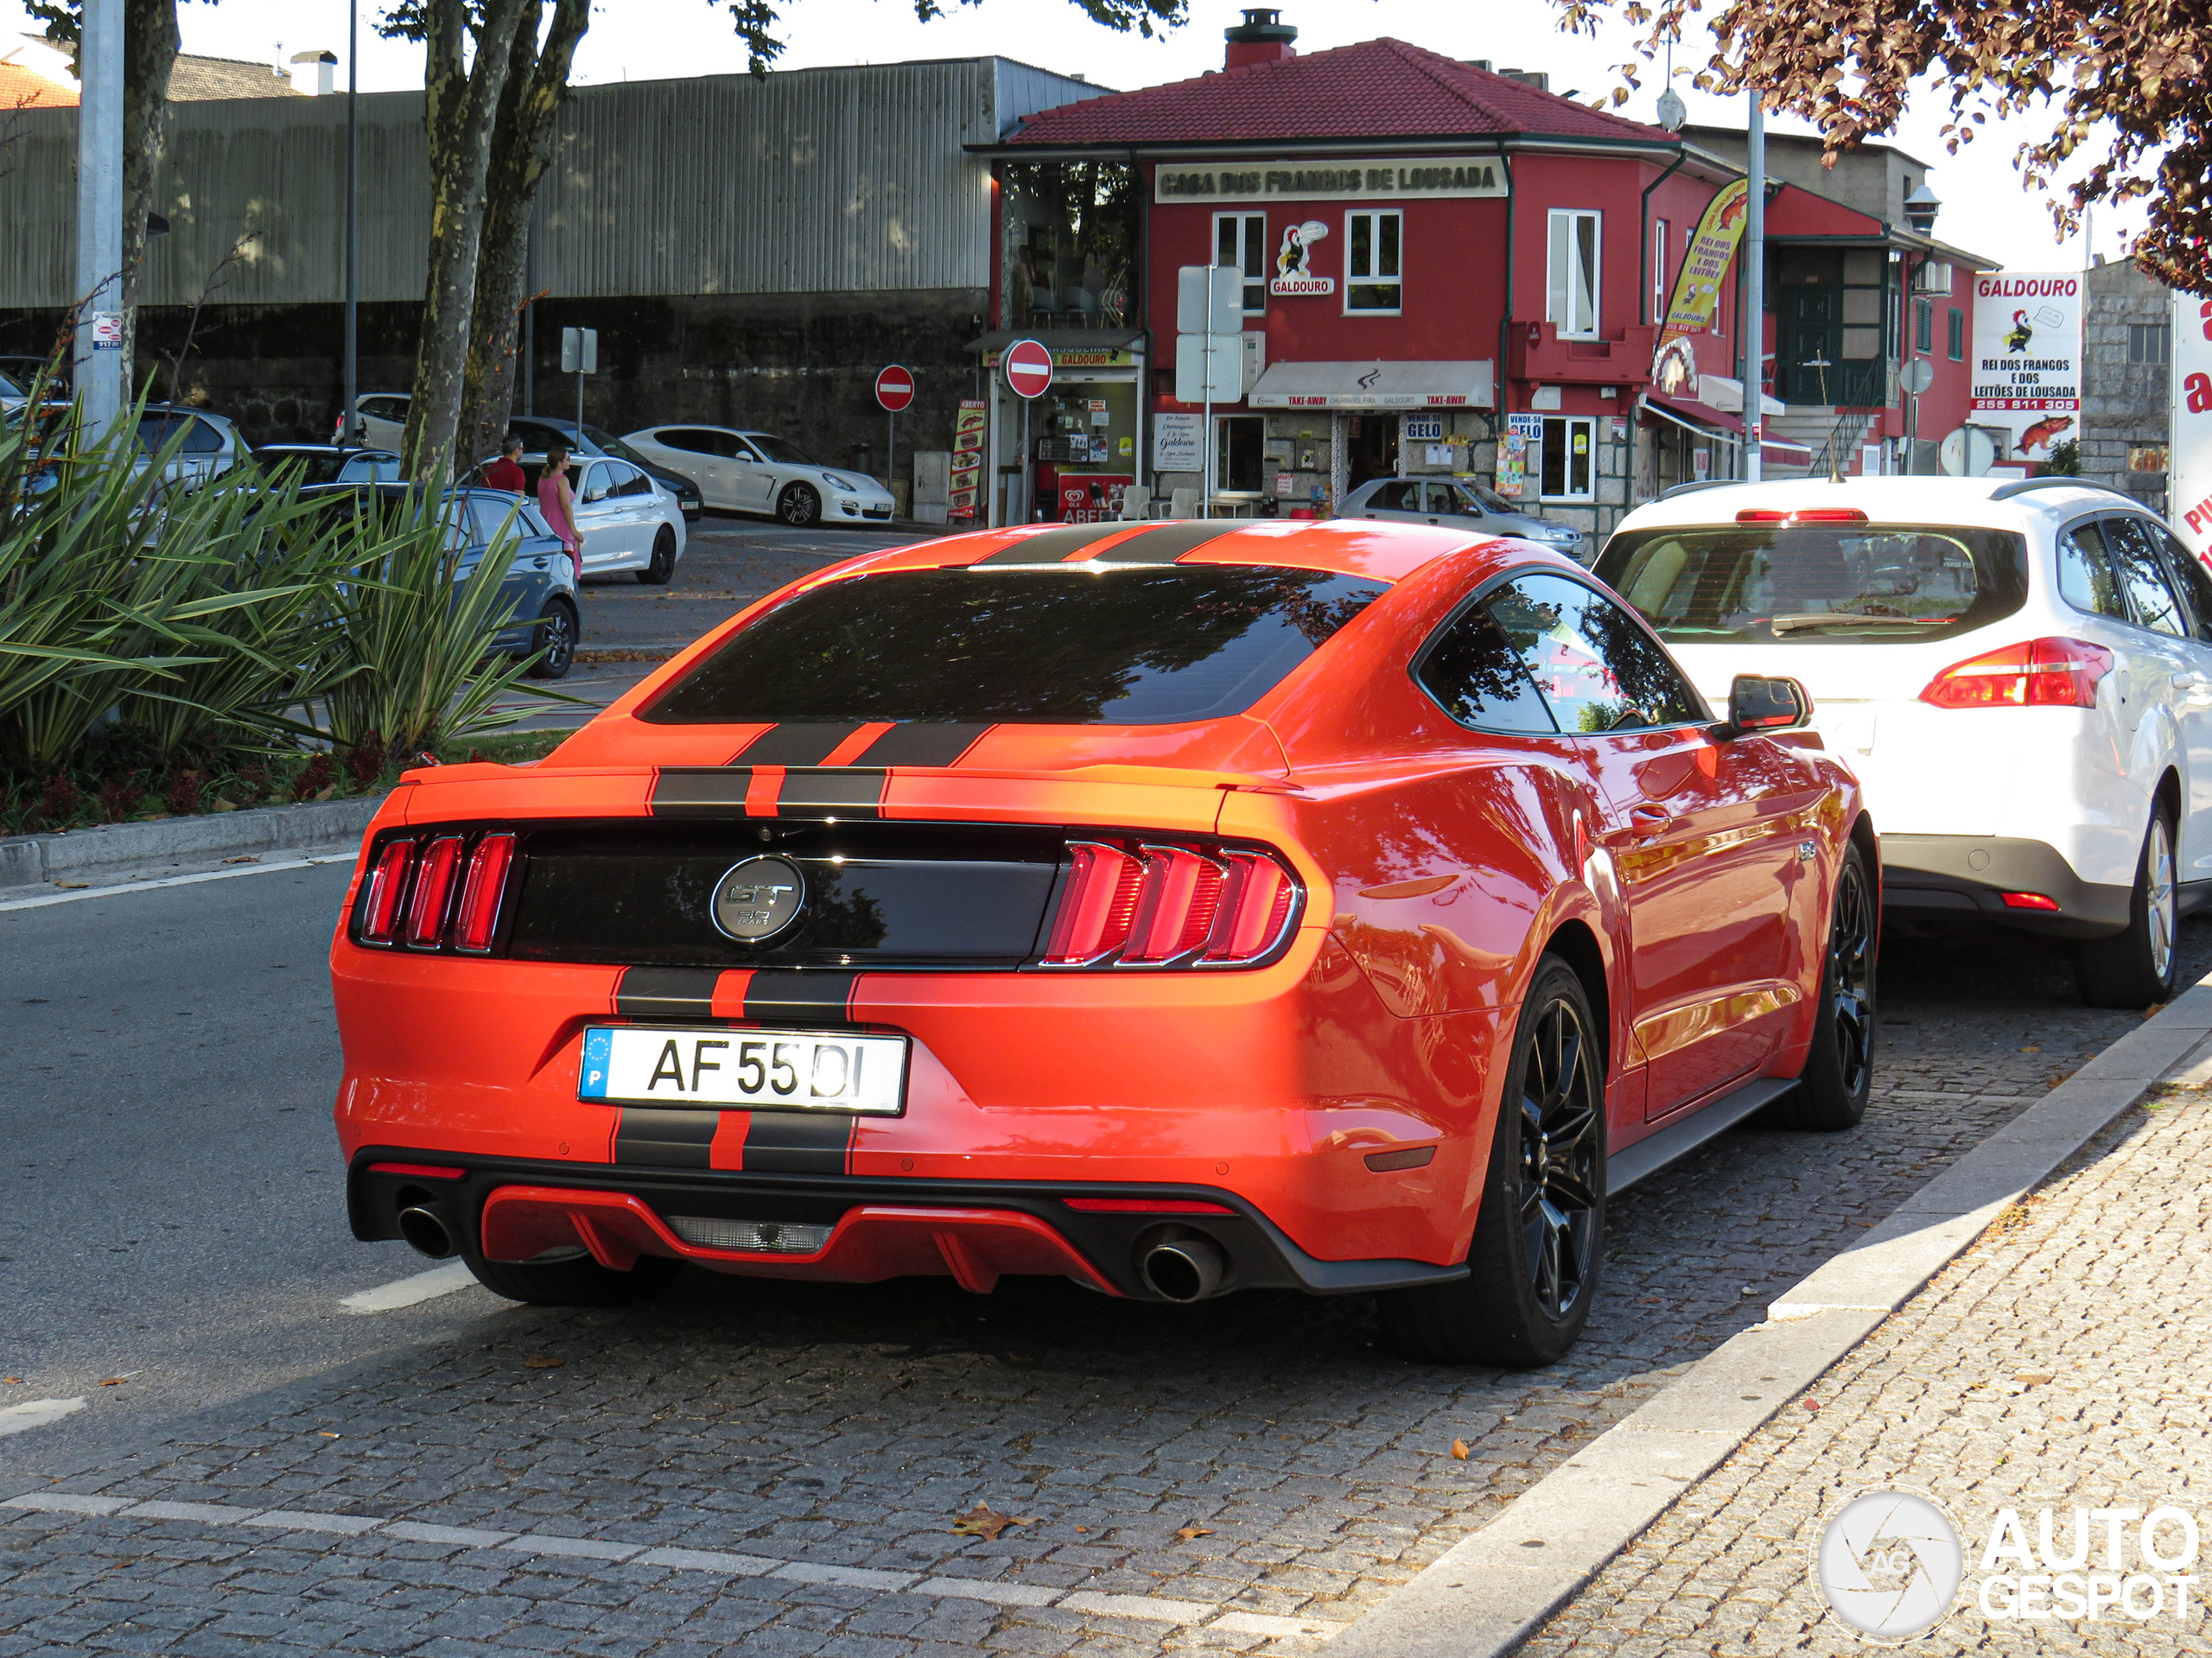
0;288;992;474
2082;258;2169;512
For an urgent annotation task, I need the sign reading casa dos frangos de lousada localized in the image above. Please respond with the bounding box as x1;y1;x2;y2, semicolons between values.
1154;158;1506;202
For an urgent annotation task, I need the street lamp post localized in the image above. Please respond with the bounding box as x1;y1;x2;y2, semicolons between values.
342;0;359;443
1742;89;1766;483
72;0;124;436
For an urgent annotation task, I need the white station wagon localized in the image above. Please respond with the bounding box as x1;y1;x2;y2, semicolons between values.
1597;475;2212;1007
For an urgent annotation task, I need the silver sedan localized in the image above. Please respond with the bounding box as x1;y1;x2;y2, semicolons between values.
1342;476;1588;562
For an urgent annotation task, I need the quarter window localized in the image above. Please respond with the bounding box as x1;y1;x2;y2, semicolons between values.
1215;212;1268;314
1346;210;1402;314
1547;210;1600;338
2104;518;2189;637
1540;415;1594;502
2056;523;2130;620
1485;573;1706;733
1416;601;1556;734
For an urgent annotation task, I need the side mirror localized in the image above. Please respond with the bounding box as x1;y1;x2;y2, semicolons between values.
1718;674;1811;740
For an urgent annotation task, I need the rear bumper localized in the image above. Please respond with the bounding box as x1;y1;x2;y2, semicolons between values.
347;1153;1468;1301
1879;833;2132;938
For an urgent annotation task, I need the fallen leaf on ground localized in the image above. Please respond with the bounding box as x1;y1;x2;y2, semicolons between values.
951;1503;1035;1540
318;1431;340;1439
54;881;89;890
524;1355;565;1369
1802;1398;1821;1412
98;1377;125;1387
3;1377;22;1384
222;855;261;865
1450;1439;1471;1460
1175;1526;1216;1540
2015;1372;2054;1386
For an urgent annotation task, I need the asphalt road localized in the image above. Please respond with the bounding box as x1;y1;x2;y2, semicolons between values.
7;847;2212;1658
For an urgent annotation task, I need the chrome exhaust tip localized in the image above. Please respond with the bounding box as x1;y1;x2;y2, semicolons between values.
1140;1234;1227;1303
397;1205;456;1261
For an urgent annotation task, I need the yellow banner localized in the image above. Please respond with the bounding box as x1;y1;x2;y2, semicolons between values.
1652;179;1750;395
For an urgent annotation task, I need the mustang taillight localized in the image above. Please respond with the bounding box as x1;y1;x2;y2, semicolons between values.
454;834;516;952
355;829;517;953
1919;637;2114;710
1043;839;1300;969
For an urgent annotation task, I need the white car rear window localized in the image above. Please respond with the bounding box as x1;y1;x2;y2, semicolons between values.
1595;524;2027;645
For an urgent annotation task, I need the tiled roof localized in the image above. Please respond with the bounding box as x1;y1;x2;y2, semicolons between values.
0;61;74;108
1004;37;1668;149
167;54;301;101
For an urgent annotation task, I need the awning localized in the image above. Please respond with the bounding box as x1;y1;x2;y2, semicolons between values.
1248;359;1495;410
1694;373;1787;417
1645;391;1745;437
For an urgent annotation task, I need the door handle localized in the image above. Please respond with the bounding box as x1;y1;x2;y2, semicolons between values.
2173;670;2209;690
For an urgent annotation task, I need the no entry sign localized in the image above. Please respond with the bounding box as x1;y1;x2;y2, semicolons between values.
874;365;914;413
1002;338;1054;400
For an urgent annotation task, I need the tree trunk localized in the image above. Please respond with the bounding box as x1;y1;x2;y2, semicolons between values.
457;0;590;467
119;0;179;403
399;0;531;480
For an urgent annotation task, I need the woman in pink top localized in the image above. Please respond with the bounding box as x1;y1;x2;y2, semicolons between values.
537;444;582;578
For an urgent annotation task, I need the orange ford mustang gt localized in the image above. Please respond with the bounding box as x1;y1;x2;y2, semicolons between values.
330;516;1874;1365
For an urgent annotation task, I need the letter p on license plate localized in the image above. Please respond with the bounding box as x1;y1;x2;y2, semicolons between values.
579;1026;906;1114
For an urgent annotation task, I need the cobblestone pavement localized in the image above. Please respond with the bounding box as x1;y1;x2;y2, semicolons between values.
4;922;2208;1657
1523;1064;2212;1655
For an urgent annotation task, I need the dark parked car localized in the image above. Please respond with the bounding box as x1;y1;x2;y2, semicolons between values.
301;483;581;679
254;444;404;486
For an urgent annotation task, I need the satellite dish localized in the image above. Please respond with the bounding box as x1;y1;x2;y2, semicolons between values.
1940;425;1999;477
1899;358;1935;396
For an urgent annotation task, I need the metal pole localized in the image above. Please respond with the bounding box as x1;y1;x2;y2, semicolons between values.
72;0;124;436
576;368;584;435
1020;399;1031;521
342;0;359;442
887;410;895;497
1744;90;1767;482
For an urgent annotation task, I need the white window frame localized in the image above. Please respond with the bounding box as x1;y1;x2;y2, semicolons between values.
1344;208;1403;315
1547;209;1602;339
1651;217;1669;323
1539;415;1595;503
1214;211;1268;315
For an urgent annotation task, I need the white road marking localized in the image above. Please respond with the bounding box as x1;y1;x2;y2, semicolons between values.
0;1494;1352;1635
339;1260;479;1314
0;854;355;914
0;1397;86;1437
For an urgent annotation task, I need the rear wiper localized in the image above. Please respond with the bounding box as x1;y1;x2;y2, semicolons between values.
1769;612;1945;632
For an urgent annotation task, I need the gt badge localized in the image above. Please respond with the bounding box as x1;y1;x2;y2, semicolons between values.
711;855;805;942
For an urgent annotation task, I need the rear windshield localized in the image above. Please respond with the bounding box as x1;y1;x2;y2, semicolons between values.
640;565;1386;726
1594;524;2028;644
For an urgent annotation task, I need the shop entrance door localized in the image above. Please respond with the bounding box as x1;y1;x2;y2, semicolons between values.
1345;416;1399;488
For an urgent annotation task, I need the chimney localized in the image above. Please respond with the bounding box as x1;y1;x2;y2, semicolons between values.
290;48;337;96
1225;8;1296;71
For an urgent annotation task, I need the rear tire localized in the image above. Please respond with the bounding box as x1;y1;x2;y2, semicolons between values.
639;524;677;585
1765;840;1876;1131
1380;957;1604;1367
778;482;821;527
2072;806;2180;1008
462;1248;679;1308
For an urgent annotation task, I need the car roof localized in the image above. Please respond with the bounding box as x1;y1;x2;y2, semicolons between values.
1611;475;2154;540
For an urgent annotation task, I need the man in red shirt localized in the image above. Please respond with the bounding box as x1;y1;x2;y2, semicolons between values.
481;435;528;494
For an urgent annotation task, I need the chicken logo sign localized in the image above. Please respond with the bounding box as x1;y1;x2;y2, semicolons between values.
1972;274;2082;460
1271;220;1335;297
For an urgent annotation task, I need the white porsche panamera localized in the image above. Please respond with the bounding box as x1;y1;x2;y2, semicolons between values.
620;424;896;528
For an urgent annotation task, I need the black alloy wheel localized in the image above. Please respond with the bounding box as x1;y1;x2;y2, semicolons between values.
1512;990;1605;1320
1381;957;1605;1366
778;481;821;527
1767;839;1876;1131
526;597;577;680
639;524;677;585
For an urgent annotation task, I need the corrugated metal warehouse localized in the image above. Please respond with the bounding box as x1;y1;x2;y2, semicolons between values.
0;56;1093;459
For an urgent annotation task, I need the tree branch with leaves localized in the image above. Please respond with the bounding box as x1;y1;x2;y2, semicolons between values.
1557;0;2212;290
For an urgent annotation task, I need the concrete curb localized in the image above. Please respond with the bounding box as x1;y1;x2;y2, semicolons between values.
0;793;385;889
1328;973;2212;1658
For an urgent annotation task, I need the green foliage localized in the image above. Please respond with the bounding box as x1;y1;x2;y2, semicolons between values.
2038;437;2082;478
0;391;569;787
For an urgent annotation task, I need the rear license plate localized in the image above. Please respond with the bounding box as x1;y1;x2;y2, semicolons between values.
579;1026;906;1114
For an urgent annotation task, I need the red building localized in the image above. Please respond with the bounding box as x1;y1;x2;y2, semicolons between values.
974;11;1996;530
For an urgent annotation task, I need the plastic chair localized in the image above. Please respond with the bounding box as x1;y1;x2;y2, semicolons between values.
1168;486;1201;520
1117;486;1150;520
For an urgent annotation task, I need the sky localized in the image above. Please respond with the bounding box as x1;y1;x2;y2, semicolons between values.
0;0;2145;272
